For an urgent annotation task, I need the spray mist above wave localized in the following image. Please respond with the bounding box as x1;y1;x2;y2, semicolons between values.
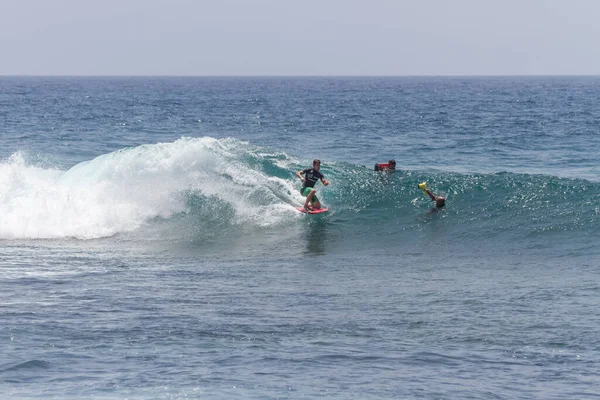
0;138;304;240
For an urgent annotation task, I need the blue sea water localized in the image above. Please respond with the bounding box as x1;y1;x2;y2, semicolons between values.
1;76;600;399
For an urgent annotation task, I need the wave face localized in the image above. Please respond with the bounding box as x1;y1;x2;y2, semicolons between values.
0;138;299;240
1;137;598;251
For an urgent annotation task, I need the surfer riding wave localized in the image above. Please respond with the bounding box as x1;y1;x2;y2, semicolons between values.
296;159;330;210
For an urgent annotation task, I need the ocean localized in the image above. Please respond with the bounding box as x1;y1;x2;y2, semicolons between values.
1;76;599;399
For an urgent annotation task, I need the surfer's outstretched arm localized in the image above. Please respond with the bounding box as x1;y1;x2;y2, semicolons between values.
425;189;436;201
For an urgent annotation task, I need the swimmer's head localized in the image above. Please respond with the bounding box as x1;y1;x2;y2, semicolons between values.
435;196;446;208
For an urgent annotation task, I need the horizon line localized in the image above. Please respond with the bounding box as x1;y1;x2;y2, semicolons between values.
1;74;600;78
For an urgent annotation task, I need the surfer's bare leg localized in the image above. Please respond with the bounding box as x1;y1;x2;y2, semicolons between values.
304;188;316;209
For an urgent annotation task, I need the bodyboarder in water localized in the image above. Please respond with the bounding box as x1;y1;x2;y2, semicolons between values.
296;159;330;211
374;159;396;172
419;182;446;211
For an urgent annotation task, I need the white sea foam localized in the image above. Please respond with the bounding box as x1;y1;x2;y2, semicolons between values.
0;138;301;240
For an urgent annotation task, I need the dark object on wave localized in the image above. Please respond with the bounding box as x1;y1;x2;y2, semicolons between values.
374;159;396;171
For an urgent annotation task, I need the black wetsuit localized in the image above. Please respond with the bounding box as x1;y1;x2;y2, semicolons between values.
302;168;324;188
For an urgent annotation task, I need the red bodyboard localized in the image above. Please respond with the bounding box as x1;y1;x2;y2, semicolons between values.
296;206;329;214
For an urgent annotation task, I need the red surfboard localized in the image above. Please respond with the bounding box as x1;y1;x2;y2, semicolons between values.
296;206;329;214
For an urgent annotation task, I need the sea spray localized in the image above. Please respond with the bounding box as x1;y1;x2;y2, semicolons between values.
0;138;299;240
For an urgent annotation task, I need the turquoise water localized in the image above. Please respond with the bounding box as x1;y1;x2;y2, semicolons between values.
1;77;599;399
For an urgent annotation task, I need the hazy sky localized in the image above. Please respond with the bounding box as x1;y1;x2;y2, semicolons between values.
1;0;599;75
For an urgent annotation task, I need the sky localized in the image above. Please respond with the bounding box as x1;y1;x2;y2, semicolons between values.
1;0;599;75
